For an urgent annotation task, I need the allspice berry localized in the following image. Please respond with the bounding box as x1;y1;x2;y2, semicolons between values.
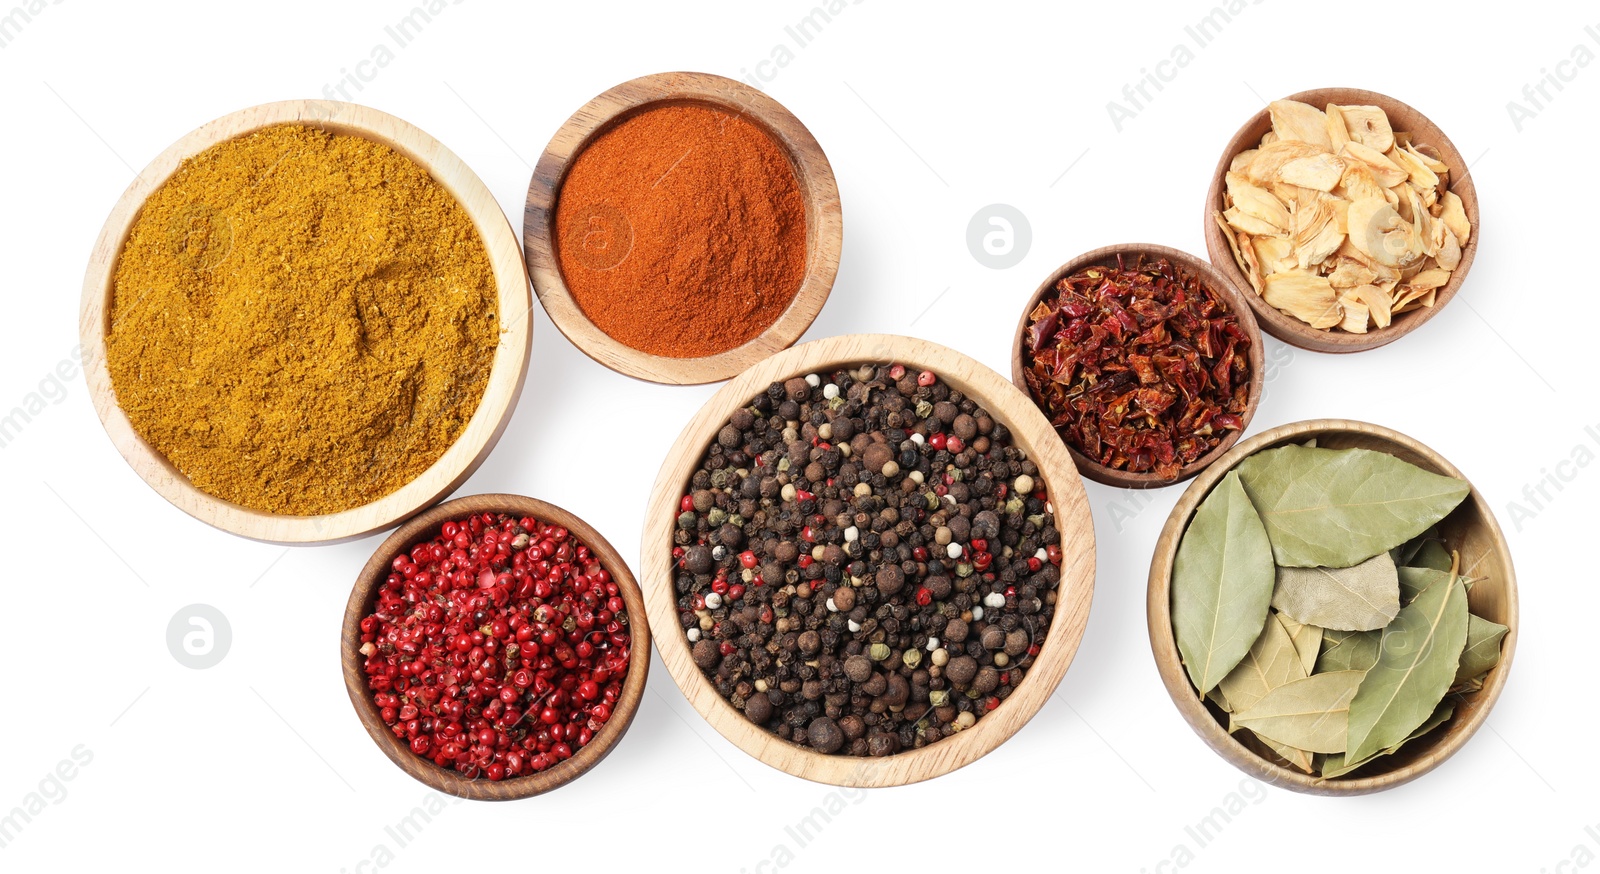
844;655;873;683
807;717;845;753
944;616;970;643
946;655;978;688
981;625;1007;651
875;564;905;596
798;630;821;655
692;638;721;670
745;693;773;724
684;546;713;575
1005;628;1030;656
973;666;1000;694
831;586;856;612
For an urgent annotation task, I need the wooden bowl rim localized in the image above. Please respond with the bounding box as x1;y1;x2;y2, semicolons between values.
1009;243;1266;489
1145;418;1518;795
641;333;1097;787
77;100;533;544
340;493;651;801
1202;87;1481;354
524;70;842;385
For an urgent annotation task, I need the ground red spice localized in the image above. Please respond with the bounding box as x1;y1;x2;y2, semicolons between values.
555;103;807;358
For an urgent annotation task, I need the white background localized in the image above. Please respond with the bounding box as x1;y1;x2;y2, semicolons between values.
1;1;1594;871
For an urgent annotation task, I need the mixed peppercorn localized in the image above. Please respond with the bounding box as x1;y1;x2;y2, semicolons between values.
358;512;630;780
1022;255;1253;479
674;364;1064;756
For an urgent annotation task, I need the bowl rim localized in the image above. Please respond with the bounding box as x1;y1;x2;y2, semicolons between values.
1202;87;1481;354
1145;418;1518;795
77;99;533;544
523;70;843;385
340;492;651;801
1010;243;1266;489
641;333;1097;787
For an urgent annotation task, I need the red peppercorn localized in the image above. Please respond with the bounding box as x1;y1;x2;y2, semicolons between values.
929;433;947;451
915;587;932;606
680;495;694;512
889;364;906;379
917;369;936;387
946;436;965;454
1047;544;1062;565
738;550;759;569
359;511;631;781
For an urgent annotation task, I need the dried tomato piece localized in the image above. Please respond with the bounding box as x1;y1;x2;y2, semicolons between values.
1019;256;1253;479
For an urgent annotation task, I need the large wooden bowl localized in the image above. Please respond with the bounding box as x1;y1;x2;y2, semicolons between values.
1147;420;1517;795
1203;88;1480;354
79;101;532;544
341;493;649;801
1011;244;1265;489
642;334;1096;786
524;71;842;385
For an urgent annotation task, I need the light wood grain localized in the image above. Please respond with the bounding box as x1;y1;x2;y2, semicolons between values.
524;71;842;385
1010;244;1265;489
341;493;649;801
78;101;532;544
1203;88;1480;354
1146;419;1517;795
641;334;1096;786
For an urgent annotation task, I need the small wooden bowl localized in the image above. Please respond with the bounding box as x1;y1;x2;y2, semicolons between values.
524;71;842;385
341;493;650;801
79;101;532;544
1010;244;1265;489
1203;88;1480;354
1147;419;1517;795
642;334;1096;786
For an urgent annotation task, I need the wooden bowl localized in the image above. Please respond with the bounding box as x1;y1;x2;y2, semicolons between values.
642;334;1096;786
341;493;650;801
78;100;532;544
1203;88;1480;354
524;71;842;385
1010;243;1265;489
1146;419;1517;795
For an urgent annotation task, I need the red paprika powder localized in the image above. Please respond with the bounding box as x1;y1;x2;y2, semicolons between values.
555;103;807;358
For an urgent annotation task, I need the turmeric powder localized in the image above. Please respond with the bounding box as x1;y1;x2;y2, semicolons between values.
106;124;499;516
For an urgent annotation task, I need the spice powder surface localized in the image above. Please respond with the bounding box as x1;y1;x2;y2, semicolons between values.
106;124;499;516
555;103;807;359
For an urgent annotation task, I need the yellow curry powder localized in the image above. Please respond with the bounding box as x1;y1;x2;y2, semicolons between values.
106;124;499;516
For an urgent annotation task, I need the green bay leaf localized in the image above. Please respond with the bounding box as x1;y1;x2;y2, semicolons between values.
1321;700;1455;778
1234;444;1471;568
1410;540;1453;572
1398;566;1451;604
1172;472;1276;694
1273;551;1400;631
1218;611;1307;713
1234;670;1365;753
1345;573;1469;763
1277;613;1323;675
1455;614;1509;683
1316;628;1381;673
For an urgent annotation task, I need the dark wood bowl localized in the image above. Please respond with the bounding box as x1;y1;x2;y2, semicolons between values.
1147;420;1517;795
1010;243;1265;489
1202;88;1480;354
341;493;649;800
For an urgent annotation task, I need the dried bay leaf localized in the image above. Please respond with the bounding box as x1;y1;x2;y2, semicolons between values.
1277;614;1323;675
1234;670;1365;754
1455;614;1509;683
1172;472;1277;694
1321;700;1455;779
1411;540;1453;572
1234;444;1471;569
1316;628;1381;673
1218;611;1306;713
1397;566;1450;604
1345;573;1469;763
1272;552;1400;631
